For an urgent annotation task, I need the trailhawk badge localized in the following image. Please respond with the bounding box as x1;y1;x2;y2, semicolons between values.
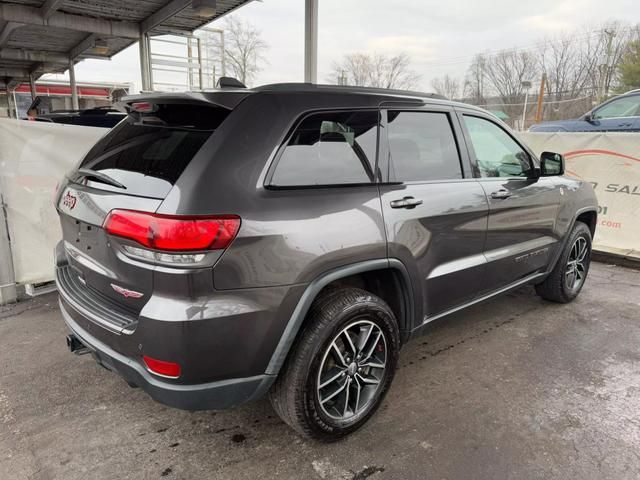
110;283;144;299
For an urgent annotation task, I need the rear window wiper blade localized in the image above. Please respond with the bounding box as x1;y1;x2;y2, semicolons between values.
73;168;127;190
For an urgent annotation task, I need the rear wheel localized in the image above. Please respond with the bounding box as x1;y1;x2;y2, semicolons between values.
269;288;400;441
536;221;592;303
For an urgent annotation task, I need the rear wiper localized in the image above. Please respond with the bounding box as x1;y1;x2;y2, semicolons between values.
74;168;127;190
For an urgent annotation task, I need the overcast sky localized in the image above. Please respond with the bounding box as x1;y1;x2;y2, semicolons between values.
43;0;640;93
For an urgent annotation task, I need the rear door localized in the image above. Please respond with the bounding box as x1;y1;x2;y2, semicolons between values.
56;101;230;313
457;111;561;292
378;106;489;320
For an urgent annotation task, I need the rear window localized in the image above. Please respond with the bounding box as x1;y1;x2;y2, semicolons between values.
387;111;462;182
76;103;230;198
269;110;379;187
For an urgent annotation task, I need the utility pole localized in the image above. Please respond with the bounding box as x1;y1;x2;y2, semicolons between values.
521;80;532;131
535;72;547;124
339;70;346;86
599;28;616;102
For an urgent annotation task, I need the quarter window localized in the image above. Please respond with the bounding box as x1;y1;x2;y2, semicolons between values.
270;111;378;187
463;115;531;178
386;111;462;182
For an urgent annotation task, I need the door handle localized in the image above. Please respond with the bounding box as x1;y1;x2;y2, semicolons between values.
390;196;423;209
491;189;512;199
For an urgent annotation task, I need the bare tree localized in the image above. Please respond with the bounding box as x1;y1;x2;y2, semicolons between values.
213;17;268;86
538;33;585;101
456;22;638;123
462;54;487;104
431;74;461;99
483;49;539;105
330;52;420;90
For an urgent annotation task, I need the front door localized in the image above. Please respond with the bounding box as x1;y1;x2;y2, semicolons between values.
379;107;489;320
458;112;561;292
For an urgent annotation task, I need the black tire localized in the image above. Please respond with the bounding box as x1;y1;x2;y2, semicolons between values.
535;221;592;303
269;287;400;441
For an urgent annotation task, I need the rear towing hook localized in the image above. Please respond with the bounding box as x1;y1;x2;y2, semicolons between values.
66;334;91;355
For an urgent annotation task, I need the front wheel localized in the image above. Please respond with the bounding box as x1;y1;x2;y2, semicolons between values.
269;288;400;441
536;221;592;303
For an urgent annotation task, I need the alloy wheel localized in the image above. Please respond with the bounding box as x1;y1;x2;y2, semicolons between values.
565;236;588;292
316;319;387;421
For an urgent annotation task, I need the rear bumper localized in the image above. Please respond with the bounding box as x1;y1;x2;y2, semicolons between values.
60;300;275;410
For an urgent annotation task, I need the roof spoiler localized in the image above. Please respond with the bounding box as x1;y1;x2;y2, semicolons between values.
116;91;250;113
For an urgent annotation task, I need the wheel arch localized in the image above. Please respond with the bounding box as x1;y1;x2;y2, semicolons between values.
575;209;597;237
265;259;414;376
546;206;597;276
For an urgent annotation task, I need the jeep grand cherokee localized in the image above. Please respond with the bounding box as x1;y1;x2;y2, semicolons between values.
55;83;598;441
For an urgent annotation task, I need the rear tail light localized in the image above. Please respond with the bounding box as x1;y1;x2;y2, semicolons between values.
103;210;240;252
143;355;181;378
103;210;240;265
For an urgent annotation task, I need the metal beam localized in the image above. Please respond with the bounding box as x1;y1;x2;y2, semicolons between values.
28;71;36;100
0;62;60;80
0;186;17;305
78;53;111;61
141;0;191;34
0;67;28;77
304;0;318;83
40;0;65;20
68;59;78;110
0;21;23;47
139;33;152;91
0;48;68;64
0;4;140;39
69;34;95;60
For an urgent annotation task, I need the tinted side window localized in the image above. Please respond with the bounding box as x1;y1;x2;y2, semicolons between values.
594;95;640;119
270;111;378;187
463;115;530;178
386;111;462;182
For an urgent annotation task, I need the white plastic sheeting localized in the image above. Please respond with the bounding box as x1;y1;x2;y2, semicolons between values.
0;119;105;284
520;132;640;259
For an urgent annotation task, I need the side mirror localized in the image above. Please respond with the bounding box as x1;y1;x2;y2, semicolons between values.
583;113;594;123
540;151;565;176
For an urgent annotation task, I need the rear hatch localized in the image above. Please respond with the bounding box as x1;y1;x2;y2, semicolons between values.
56;98;234;324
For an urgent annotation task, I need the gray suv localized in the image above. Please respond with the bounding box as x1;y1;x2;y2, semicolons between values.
55;83;598;441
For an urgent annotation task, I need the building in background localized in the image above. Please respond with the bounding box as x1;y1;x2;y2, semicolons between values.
0;80;131;119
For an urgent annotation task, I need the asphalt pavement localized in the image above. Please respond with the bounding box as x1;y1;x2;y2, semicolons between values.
1;261;639;480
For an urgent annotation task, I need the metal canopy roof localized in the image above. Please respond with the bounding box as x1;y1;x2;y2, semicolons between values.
0;0;253;88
